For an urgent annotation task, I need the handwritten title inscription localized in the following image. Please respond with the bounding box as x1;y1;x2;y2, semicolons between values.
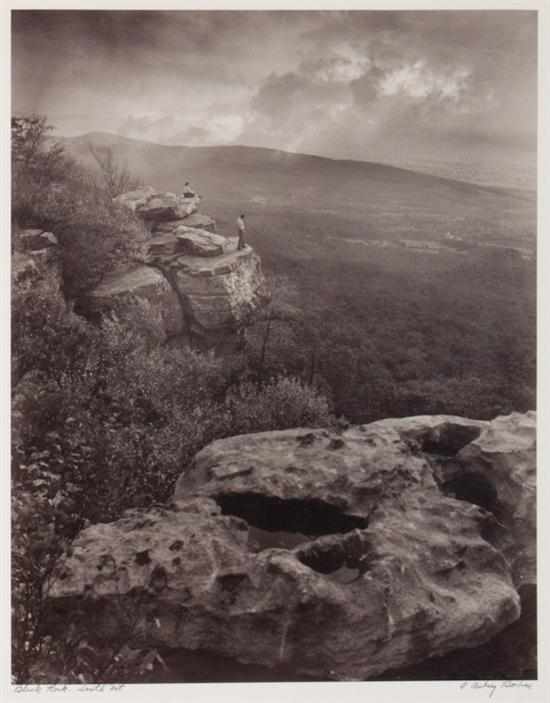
14;684;125;694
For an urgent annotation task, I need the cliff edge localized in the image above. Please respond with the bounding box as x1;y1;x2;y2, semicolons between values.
87;185;269;345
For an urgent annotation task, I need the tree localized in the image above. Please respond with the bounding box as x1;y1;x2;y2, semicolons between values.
243;275;306;379
11;115;68;228
88;143;142;198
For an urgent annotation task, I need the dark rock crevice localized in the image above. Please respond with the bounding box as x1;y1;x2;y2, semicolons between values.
150;264;197;345
405;422;482;456
294;530;372;576
214;492;368;539
442;471;499;514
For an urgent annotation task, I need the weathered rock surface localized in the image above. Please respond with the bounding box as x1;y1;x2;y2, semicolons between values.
172;248;268;333
12;229;61;288
87;266;183;339
85;247;267;343
115;187;200;222
12;251;41;286
46;412;534;681
154;213;217;235
147;229;228;259
363;412;536;588
17;228;58;252
174;228;226;257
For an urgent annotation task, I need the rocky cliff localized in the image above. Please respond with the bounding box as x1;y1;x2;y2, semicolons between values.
45;411;535;681
88;186;269;345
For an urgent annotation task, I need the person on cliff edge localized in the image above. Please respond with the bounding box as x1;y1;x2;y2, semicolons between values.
237;213;246;251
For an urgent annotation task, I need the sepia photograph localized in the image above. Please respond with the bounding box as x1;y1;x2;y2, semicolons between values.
8;3;541;693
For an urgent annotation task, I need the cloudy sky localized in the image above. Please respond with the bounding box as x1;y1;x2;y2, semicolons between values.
12;10;537;186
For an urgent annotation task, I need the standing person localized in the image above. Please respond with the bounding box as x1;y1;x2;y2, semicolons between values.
237;213;246;250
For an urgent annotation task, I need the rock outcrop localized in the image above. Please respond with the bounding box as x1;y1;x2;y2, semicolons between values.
88;185;268;345
45;411;535;681
114;187;200;223
87;266;184;339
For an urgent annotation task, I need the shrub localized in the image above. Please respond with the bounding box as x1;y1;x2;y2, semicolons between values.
224;376;332;435
12;266;91;387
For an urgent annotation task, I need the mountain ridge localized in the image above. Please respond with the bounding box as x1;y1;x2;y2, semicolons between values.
59;131;534;201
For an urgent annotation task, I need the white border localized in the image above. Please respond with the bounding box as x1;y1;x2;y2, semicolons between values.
2;2;548;702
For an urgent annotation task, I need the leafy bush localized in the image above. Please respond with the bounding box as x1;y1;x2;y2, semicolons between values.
12;266;91;386
223;376;332;434
12;115;70;228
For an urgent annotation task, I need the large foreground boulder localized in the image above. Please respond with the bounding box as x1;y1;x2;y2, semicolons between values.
46;412;534;681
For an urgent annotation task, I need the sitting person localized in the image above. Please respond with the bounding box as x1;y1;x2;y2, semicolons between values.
183;181;196;198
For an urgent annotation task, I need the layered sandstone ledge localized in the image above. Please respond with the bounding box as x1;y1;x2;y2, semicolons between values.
88;186;269;344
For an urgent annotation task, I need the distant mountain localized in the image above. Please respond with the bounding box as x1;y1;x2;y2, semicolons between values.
61;131;530;198
60;132;535;249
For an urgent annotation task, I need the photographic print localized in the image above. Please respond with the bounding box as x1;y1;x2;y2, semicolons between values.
10;6;538;688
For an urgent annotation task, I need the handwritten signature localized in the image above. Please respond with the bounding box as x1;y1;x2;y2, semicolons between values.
14;684;125;694
460;681;534;698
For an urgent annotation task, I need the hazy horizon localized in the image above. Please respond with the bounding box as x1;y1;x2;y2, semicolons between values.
13;10;537;190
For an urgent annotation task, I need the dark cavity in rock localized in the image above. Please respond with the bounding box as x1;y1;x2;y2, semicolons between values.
214;492;368;538
408;422;482;456
295;532;371;583
442;471;499;513
135;549;152;566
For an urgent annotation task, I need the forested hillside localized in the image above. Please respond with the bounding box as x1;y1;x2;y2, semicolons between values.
63;132;536;423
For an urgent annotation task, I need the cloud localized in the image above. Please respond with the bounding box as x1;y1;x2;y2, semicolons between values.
300;45;371;84
241;69;351;152
379;61;470;101
349;65;385;105
12;9;537;178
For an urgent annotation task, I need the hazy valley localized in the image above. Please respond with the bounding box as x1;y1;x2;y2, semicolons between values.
63;132;536;423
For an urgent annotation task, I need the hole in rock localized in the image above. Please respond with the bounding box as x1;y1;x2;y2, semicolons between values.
296;534;372;584
442;471;499;513
410;423;482;456
135;549;152;566
215;493;368;549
